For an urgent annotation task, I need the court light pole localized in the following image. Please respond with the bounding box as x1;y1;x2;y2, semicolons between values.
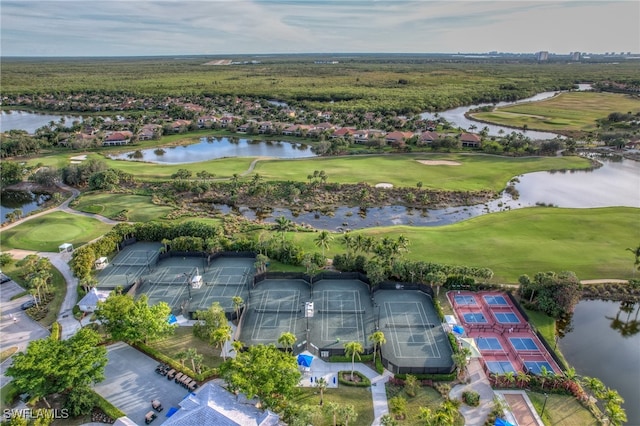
183;273;192;300
540;393;549;418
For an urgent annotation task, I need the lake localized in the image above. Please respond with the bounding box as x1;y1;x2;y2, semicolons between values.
559;299;640;425
0;110;83;133
214;155;639;230
109;137;316;163
0;190;51;223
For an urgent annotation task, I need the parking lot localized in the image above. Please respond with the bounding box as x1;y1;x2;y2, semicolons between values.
93;343;194;425
0;279;50;388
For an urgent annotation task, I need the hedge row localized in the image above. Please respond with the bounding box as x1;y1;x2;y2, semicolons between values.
50;322;61;340
337;370;371;387
393;372;457;382
92;389;125;420
134;343;218;383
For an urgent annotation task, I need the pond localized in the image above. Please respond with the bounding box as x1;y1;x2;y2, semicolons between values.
0;190;52;223
212;155;639;230
0;110;84;133
558;299;640;425
109;137;317;163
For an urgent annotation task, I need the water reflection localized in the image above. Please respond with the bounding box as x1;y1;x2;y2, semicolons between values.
110;137;316;163
0;190;52;222
606;300;640;337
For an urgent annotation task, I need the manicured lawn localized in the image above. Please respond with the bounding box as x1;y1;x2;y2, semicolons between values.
284;207;638;283
386;384;464;425
2;260;67;327
291;386;374;426
73;193;174;222
0;212;113;252
471;92;640;132
147;326;224;369
527;391;598;426
253;153;591;192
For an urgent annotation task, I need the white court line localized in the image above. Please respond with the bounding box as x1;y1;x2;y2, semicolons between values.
385;301;443;359
322;290;364;342
251;289;300;341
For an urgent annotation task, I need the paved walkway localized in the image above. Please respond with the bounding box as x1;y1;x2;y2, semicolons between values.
495;390;544;426
449;358;496;426
296;351;393;425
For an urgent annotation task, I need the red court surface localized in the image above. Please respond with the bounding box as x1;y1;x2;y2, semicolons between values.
448;291;561;376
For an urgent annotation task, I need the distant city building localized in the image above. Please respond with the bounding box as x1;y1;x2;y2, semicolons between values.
570;52;581;61
536;51;549;61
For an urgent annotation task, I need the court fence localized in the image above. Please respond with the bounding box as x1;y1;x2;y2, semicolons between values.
253;271;370;287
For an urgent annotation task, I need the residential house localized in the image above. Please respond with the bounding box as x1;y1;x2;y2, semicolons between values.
419;131;439;145
103;131;133;146
352;129;369;143
330;127;356;139
385;131;414;145
460;133;482;148
172;120;192;132
219;116;238;127
257;121;273;134
197;115;218;128
161;382;282;426
138;124;161;141
236;123;251;133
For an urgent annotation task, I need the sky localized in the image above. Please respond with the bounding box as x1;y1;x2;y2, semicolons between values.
1;1;638;57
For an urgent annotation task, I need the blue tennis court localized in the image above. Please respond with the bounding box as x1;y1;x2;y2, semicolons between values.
510;337;539;351
524;361;555;375
483;295;508;306
477;337;502;350
486;361;516;374
494;312;520;324
454;295;477;305
463;312;487;323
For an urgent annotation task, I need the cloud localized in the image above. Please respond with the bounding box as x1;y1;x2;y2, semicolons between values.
1;0;638;56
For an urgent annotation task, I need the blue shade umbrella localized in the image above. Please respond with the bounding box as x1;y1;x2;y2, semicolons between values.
494;418;515;426
166;407;179;417
167;314;177;325
452;325;465;336
297;354;314;368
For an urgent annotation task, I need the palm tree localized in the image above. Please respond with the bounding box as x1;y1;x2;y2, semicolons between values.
315;230;333;260
503;371;516;388
192;353;204;374
176;350;188;367
212;326;232;360
582;376;606;398
341;232;354;260
254;253;269;274
605;401;628;426
315;377;327;405
626;244;640;272
338;404;357;426
185;348;198;372
368;331;386;365
602;388;624;405
451;349;469;380
516;370;530;388
538;366;552;391
323;401;340;426
278;331;296;353
232;296;244;320
274;216;294;243
343;341;364;381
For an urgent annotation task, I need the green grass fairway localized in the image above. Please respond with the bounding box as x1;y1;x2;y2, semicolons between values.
285;207;638;283
471;92;640;132
0;212;113;252
253;154;591;191
73;193;174;222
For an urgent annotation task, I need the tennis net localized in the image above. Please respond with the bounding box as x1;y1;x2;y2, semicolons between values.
319;309;366;315
385;323;435;329
111;251;159;267
254;308;301;314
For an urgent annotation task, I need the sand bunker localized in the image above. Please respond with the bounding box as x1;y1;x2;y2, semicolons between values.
70;155;88;161
375;183;394;188
417;160;461;166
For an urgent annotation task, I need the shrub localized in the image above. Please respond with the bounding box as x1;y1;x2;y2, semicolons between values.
375;354;384;374
463;390;481;406
92;389;125;420
64;386;97;417
50;322;61;340
338;370;371;387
